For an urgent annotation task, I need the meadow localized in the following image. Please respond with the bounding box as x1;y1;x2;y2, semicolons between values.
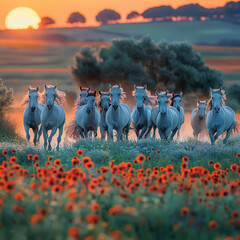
0;138;240;240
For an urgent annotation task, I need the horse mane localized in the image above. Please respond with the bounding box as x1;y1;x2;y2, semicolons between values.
41;86;66;106
109;85;126;102
98;92;111;112
21;88;39;106
207;88;226;111
132;87;155;106
170;94;181;107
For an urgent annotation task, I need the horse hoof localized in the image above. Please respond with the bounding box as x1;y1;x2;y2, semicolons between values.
56;146;59;151
48;146;52;151
223;140;227;144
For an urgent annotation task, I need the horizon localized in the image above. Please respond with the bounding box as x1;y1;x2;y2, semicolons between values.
0;0;238;29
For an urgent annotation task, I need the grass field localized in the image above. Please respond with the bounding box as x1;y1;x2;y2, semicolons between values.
0;138;240;240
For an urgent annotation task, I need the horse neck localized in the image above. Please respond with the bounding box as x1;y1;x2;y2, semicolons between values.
112;104;122;118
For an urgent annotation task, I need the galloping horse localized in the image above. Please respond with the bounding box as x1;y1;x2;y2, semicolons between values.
41;85;66;150
131;85;154;139
22;87;44;145
75;86;91;108
99;91;111;140
106;84;131;140
191;100;207;139
75;91;100;138
170;93;185;139
153;91;179;140
206;87;240;145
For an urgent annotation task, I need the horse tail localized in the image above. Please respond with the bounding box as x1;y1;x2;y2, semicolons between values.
233;121;240;135
65;119;80;139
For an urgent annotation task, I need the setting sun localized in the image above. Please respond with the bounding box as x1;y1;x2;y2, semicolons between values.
5;7;41;30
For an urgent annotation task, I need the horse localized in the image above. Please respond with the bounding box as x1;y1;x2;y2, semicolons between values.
22;87;44;145
131;85;154;139
153;91;179;140
41;85;66;150
98;91;111;140
206;87;240;145
75;91;100;138
106;84;131;141
75;86;91;108
190;100;208;140
170;93;185;139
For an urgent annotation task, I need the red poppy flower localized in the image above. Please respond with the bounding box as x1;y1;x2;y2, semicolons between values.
53;159;61;166
77;149;83;156
136;154;146;163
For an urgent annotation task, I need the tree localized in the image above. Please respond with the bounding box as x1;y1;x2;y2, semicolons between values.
224;1;240;18
175;4;207;19
39;17;56;28
96;9;121;25
142;6;174;21
0;79;13;117
71;37;223;94
67;12;86;25
127;11;140;20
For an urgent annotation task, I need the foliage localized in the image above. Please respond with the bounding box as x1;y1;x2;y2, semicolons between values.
127;11;140;20
0;80;13;117
226;84;240;111
0;138;240;239
39;17;56;28
71;37;223;93
96;9;121;25
67;12;86;24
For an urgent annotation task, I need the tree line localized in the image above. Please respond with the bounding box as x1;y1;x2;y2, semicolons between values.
39;1;240;27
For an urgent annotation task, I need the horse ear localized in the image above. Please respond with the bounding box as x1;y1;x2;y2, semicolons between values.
28;87;30;92
54;85;57;89
80;86;82;91
144;85;147;90
134;85;137;90
109;84;112;89
36;87;39;92
210;87;213;93
99;91;101;95
88;86;91;91
197;100;200;104
118;84;121;88
155;91;159;96
94;91;97;96
45;85;47;90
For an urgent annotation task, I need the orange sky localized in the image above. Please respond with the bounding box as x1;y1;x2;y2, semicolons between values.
0;0;237;29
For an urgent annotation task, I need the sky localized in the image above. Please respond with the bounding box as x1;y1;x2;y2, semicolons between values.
0;0;237;29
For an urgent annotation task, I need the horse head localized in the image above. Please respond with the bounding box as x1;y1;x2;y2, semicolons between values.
79;86;91;106
99;91;110;112
210;87;223;113
134;85;147;111
156;91;172;117
45;85;57;110
28;87;39;112
171;92;182;111
109;84;122;110
86;91;96;114
197;100;207;118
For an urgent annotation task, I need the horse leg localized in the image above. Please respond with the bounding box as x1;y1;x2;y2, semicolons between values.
33;127;38;146
139;126;148;139
43;127;48;150
117;128;123;141
24;123;30;142
177;129;180;139
77;126;84;138
208;129;215;145
145;124;152;138
158;129;164;140
125;124;130;141
170;128;178;140
213;127;224;143
84;129;88;138
134;127;139;139
108;125;114;140
223;124;234;144
37;124;42;142
48;126;58;151
100;126;105;140
56;123;64;151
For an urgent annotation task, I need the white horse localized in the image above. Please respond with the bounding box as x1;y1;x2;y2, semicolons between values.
170;93;185;139
154;91;179;140
75;91;100;138
190;100;207;139
75;86;91;108
106;84;131;141
41;85;66;150
206;87;240;145
99;91;111;140
131;85;154;139
22;87;44;145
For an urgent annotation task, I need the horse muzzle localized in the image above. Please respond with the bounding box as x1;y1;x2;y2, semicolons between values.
47;105;52;110
86;109;91;114
161;112;166;117
214;107;220;113
113;105;118;110
31;107;36;112
104;107;108;112
137;106;143;111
